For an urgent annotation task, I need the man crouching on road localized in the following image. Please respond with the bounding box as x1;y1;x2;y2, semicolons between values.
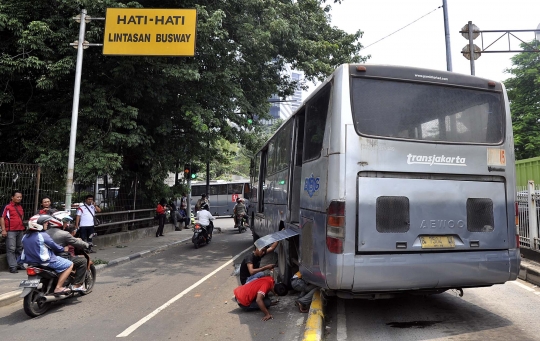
233;277;288;321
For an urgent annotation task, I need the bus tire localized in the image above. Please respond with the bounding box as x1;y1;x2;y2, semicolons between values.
277;240;292;288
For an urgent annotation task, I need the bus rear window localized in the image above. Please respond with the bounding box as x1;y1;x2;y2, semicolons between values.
351;78;504;144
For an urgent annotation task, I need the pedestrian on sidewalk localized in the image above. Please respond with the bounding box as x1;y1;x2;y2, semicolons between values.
156;198;167;237
1;190;25;273
169;200;182;231
75;195;101;253
37;196;58;215
291;271;318;313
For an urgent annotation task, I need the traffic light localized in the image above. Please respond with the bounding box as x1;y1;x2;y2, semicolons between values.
190;164;199;179
184;164;191;179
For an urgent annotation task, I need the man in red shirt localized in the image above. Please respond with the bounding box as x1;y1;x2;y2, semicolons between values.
233;276;288;321
1;190;25;273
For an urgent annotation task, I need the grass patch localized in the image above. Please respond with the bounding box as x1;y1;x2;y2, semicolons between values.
92;259;109;265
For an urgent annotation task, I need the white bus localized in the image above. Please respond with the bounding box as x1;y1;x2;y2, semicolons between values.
251;64;520;298
190;180;251;216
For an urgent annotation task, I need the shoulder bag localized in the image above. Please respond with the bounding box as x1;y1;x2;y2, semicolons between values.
83;204;101;227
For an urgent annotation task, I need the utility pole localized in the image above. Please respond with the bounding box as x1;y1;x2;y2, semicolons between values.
65;10;104;211
442;0;452;71
468;21;476;75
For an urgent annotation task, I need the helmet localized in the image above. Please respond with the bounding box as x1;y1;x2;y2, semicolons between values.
27;214;57;231
236;197;241;203
52;211;74;223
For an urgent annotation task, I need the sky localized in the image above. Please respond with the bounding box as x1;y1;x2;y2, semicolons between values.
305;0;540;94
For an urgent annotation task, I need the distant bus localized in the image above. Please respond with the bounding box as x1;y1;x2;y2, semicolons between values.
190;180;251;216
251;64;520;297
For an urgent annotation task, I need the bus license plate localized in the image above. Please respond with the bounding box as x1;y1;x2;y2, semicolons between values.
420;236;455;249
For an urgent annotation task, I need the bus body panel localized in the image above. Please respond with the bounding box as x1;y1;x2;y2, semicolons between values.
351;249;519;292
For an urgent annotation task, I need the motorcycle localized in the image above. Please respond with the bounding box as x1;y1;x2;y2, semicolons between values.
234;214;249;234
191;222;211;249
19;251;96;317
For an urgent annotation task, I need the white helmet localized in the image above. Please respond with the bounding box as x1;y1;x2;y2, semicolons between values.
29;213;64;231
52;211;74;224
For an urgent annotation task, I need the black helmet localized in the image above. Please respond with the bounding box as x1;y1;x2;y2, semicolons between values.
201;194;207;198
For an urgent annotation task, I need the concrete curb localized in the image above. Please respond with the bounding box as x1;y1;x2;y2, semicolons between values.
518;262;540;287
302;289;324;341
0;236;191;309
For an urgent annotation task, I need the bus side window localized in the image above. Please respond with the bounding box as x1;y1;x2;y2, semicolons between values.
303;85;331;162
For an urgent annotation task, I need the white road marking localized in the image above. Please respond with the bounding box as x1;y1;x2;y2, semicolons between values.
116;245;253;338
337;298;347;341
510;280;535;292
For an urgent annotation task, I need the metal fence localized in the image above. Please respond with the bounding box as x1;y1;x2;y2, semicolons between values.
517;182;540;251
0;162;157;254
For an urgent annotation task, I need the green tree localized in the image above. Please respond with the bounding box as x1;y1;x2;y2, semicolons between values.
505;41;540;160
0;0;367;203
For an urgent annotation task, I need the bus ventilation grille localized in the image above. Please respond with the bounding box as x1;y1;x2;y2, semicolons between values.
376;196;410;233
466;198;494;232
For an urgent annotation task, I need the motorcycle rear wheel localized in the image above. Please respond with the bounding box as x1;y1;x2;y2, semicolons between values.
23;288;51;318
80;264;97;295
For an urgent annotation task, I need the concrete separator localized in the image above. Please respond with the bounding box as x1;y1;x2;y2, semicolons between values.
302;289;324;341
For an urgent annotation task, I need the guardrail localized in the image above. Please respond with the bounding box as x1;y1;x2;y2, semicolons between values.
94;208;156;235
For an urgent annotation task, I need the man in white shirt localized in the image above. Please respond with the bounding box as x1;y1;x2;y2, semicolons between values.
75;195;101;253
196;203;215;239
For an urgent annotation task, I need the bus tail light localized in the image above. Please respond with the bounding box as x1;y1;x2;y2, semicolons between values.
516;234;520;249
327;201;345;254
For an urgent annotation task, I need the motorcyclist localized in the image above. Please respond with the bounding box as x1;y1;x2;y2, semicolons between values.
233;197;248;227
195;194;209;213
46;212;89;292
18;215;74;296
196;203;215;239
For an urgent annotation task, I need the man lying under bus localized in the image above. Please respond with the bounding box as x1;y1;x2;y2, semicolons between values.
233;277;288;321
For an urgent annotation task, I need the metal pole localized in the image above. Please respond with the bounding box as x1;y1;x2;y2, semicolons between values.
442;0;452;71
468;21;475;75
528;181;539;250
94;176;99;204
34;166;41;214
187;178;192;216
65;9;87;211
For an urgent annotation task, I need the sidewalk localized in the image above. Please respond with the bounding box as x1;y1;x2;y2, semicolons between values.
0;222;199;307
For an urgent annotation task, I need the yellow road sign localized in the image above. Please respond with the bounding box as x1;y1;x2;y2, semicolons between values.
103;8;197;56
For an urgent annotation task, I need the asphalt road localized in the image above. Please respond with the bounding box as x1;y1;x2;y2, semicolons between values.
323;279;540;341
0;219;307;341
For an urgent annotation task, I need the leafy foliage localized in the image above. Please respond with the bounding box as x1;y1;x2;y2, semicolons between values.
0;0;367;202
505;41;540;160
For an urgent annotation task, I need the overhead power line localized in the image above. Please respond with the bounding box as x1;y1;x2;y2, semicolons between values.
363;6;442;50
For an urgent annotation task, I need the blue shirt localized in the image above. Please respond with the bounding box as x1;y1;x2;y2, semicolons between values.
19;231;64;264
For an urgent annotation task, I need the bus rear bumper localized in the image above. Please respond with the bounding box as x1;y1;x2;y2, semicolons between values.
347;249;520;293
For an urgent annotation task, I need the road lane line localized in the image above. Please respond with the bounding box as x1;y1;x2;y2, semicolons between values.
510;280;535;292
116;245;253;338
337;298;347;341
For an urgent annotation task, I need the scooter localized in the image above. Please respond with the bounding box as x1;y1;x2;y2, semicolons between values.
192;222;211;249
234;214;249;234
19;251;96;318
